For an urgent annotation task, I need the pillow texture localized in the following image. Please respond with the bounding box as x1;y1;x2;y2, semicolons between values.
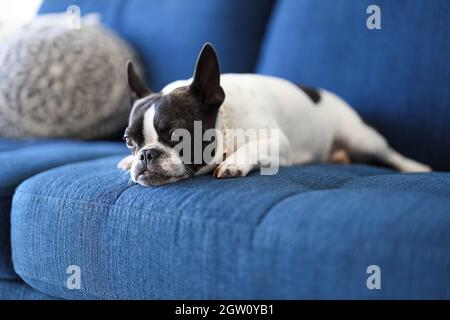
0;14;141;139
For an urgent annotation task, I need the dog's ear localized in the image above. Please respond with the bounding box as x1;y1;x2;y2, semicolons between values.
127;61;151;99
190;43;225;108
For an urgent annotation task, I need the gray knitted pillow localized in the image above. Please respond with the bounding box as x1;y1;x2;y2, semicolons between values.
0;14;142;139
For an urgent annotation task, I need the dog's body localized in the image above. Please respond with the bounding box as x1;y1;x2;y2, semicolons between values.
119;44;430;186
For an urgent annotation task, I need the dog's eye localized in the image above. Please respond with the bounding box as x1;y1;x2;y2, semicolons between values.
123;136;135;148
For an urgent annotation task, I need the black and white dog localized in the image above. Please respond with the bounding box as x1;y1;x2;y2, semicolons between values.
118;43;430;186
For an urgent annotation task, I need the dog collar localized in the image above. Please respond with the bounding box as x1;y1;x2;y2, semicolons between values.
219;106;230;159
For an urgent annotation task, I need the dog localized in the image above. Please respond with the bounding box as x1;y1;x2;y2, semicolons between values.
118;43;431;186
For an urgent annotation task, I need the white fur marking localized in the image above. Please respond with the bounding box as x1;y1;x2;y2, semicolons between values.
143;104;159;145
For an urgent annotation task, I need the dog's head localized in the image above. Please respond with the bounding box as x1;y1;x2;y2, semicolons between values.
124;43;225;186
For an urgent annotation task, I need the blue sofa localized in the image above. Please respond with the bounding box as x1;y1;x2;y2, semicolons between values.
1;0;450;299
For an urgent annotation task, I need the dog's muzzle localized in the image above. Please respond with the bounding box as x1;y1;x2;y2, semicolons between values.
131;146;189;186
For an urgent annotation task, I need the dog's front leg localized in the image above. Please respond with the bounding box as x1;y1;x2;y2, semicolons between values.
213;136;290;179
117;155;134;171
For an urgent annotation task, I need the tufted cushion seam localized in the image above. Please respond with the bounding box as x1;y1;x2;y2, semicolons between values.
15;184;450;230
14;190;310;228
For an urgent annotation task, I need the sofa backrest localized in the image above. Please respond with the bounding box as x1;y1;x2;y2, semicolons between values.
39;0;450;170
258;0;450;171
39;0;274;91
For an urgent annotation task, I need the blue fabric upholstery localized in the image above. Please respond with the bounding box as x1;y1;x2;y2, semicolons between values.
11;156;450;299
39;0;274;91
0;280;55;300
0;140;126;280
0;139;40;152
258;0;450;171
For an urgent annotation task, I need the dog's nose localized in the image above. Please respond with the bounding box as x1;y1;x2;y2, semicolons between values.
140;148;162;163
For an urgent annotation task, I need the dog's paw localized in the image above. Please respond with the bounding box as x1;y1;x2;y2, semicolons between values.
213;161;251;179
117;155;134;171
400;161;432;173
328;149;351;164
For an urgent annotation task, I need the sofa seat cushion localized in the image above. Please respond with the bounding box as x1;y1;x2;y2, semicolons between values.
11;156;450;299
0;140;126;280
0;279;56;300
